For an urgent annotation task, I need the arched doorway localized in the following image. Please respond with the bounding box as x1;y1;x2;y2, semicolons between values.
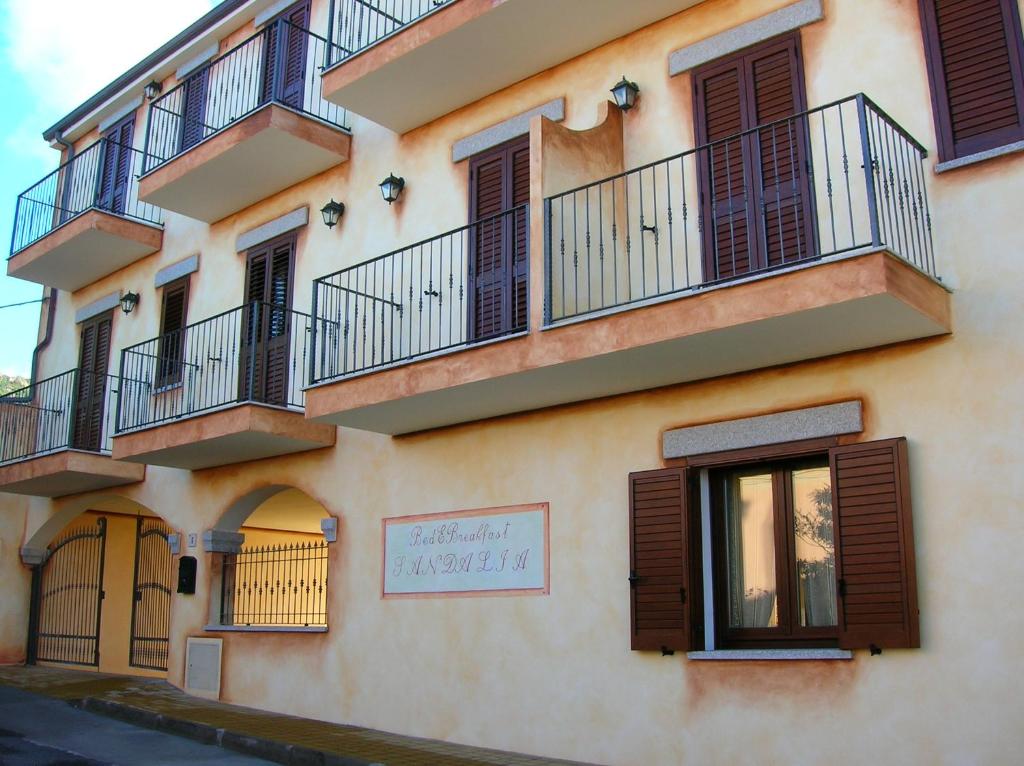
208;486;333;629
25;496;174;676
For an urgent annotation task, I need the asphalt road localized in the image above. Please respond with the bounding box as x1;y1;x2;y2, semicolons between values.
0;685;274;766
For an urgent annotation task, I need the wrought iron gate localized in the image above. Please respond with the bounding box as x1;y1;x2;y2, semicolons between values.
129;518;173;671
28;518;107;666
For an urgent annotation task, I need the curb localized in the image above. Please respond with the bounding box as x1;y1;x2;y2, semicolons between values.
72;697;373;766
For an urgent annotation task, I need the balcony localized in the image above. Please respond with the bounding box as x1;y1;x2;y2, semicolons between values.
138;20;351;223
320;0;703;133
304;95;951;434
8;139;163;291
112;302;335;470
0;370;144;497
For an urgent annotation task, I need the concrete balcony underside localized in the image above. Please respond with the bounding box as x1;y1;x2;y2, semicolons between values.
321;0;702;134
137;105;351;223
305;251;952;435
0;451;145;498
6;210;163;292
111;404;336;470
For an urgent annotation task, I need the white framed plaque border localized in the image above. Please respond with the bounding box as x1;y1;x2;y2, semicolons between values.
380;502;550;600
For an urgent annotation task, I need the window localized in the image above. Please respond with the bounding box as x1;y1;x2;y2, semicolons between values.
711;457;837;648
155;279;189;388
919;0;1024;161
628;439;919;655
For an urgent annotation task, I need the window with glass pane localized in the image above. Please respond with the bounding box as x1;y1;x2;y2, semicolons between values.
713;457;838;646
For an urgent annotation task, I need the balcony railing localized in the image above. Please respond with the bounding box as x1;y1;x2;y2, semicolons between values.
10;138;162;256
0;369;118;464
116;302;312;432
143;19;349;172
328;0;454;66
311;204;528;383
545;93;937;323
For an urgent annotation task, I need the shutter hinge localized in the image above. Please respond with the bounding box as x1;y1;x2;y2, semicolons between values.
661;646;675;656
837;578;847;598
628;571;640;588
869;644;883;656
679;587;686;604
100;590;106;600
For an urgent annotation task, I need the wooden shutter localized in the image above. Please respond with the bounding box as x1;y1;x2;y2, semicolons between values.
919;0;1024;159
156;281;189;388
694;33;811;280
98;116;135;215
830;438;920;650
628;467;694;652
261;1;310;107
242;236;294;405
180;68;210;151
468;135;530;340
73;313;112;451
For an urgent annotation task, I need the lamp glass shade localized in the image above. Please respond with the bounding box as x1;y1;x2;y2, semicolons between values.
144;80;162;100
611;76;639;111
379;174;405;204
120;292;140;315
320;199;345;228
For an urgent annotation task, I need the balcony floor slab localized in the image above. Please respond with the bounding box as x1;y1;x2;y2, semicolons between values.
305;251;952;434
111;404;336;470
0;451;145;498
7;210;163;292
138;105;350;223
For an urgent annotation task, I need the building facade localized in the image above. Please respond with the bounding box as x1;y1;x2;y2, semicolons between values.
1;0;1022;762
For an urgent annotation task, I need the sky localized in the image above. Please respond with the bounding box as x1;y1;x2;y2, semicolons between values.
0;0;218;377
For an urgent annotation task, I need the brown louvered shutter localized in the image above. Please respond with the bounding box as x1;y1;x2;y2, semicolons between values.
830;438;920;650
628;467;694;652
747;40;814;267
695;61;752;280
695;33;810;280
73;313;112;451
468;136;529;340
242;236;294;405
156;281;189;388
180;68;209;151
98;116;135;215
261;1;310;107
920;0;1024;159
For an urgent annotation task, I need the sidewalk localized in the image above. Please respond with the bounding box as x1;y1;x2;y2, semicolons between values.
0;666;598;766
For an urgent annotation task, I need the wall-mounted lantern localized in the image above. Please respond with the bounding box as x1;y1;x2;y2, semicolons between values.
120;291;140;315
320;199;345;228
611;76;640;111
379;173;405;205
143;80;163;100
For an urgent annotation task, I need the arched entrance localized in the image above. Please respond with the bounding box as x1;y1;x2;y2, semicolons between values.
24;496;174;676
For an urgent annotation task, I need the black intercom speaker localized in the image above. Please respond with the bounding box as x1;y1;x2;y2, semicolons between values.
177;556;197;594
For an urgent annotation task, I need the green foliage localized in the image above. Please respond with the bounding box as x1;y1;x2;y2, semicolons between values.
0;373;29;396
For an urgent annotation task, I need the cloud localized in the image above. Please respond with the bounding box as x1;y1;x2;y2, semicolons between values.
2;0;217;117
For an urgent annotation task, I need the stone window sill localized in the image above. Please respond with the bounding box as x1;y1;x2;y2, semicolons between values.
686;649;853;661
203;625;327;633
935;140;1024;173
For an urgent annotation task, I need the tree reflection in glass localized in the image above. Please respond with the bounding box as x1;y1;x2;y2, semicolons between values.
791;467;837;627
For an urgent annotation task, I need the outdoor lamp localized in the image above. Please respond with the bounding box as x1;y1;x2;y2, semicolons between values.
144;80;163;100
379;173;405;205
611;76;640;111
320;199;345;228
120;291;140;315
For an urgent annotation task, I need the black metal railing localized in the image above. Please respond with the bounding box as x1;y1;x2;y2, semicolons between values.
545;93;937;323
220;541;328;627
143;19;349;172
328;0;454;66
0;369;118;464
10;138;162;256
116;302;311;432
310;204;528;383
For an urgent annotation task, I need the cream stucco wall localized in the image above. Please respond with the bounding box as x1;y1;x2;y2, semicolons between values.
3;0;1024;763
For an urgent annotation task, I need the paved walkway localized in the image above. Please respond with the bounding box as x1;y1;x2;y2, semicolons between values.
0;665;598;766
